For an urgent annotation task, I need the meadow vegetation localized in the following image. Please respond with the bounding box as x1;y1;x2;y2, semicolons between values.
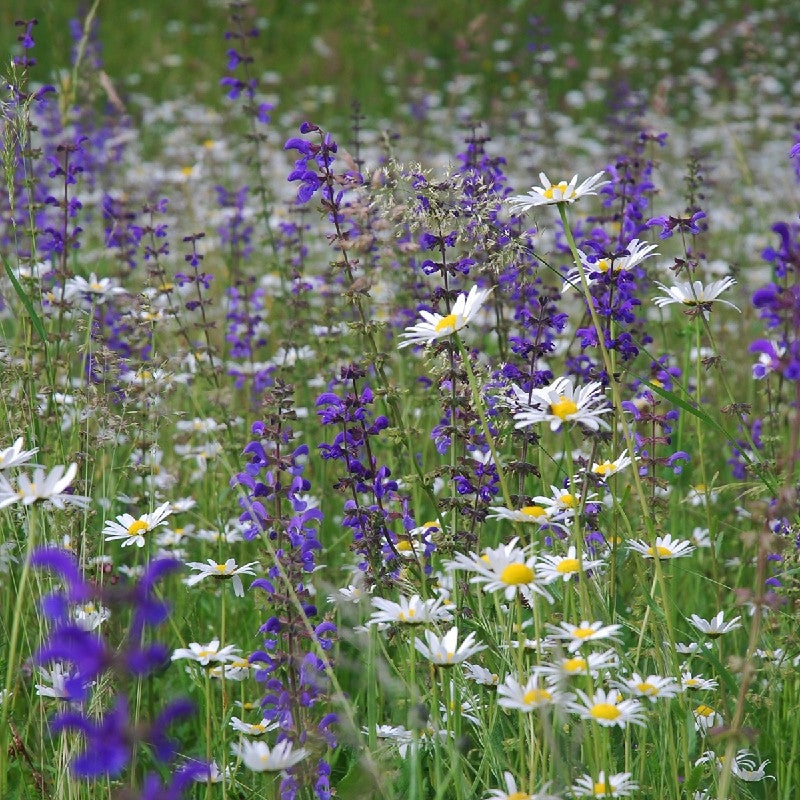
1;2;800;799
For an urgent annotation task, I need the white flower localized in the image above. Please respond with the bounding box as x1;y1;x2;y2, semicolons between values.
680;671;719;691
628;534;695;560
463;662;500;686
571;771;638;797
414;626;486;666
367;724;415;758
447;538;554;604
72;602;111;631
611;672;682;702
0;437;38;470
653;277;740;315
190;760;229;784
229;716;278;736
695;749;771;781
485;504;562;528
397;285;492;348
687;611;742;638
562;238;658;290
537;545;605;583
693;703;723;732
368;594;453;626
184;558;259;597
103;502;173;547
496;674;568;712
509;377;611;433
569;688;646;728
0;463;90;509
230;739;308;772
533;649;619;681
63;273;126;305
35;663;80;700
530;484;594;522
508;171;608;212
546;620;622;652
589;453;634;481
171;639;241;666
485;771;562;800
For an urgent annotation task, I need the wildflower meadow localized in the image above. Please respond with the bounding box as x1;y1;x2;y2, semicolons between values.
2;2;800;799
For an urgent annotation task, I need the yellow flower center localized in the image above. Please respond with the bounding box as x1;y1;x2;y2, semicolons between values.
89;281;104;292
646;545;673;558
253;723;266;733
590;703;621;721
543;180;573;200
556;558;580;574
434;313;458;333
507;794;529;800
500;563;534;585
520;505;546;518
573;626;596;639
215;564;229;573
596;258;611;273
422;520;439;529
180;165;195;177
550;396;578;420
593;461;614;476
684;678;699;687
197;649;212;660
127;519;149;537
522;688;552;704
593;782;608;795
695;704;715;717
158;282;174;292
563;657;587;673
636;682;658;696
559;493;576;508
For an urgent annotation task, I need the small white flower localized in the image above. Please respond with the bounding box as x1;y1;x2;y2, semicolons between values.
508;171;608;212
463;662;500;686
688;611;742;638
414;626;486;666
589;453;634;481
533;649;619;681
230;739;308;772
229;716;278;736
72;602;111;631
546;620;622;652
485;504;561;527
103;502;173;547
571;771;638;797
628;534;696;560
611;672;682;702
680;671;719;692
184;558;259;597
537;545;605;583
496;674;568;712
569;688;646;728
397;285;492;348
562;238;658;291
171;639;241;666
63;273;126;305
693;703;723;732
485;771;562;800
368;594;453;626
508;377;611;433
0;463;90;509
653;277;740;315
0;437;38;471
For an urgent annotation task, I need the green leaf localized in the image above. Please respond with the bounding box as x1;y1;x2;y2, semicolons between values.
0;253;47;344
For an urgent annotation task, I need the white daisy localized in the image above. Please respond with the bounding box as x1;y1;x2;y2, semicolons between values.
397;285;492;348
496;674;569;712
653;277;740;315
63;273;126;305
171;639;241;666
508;171;608;212
485;504;562;527
530;484;594;523
184;558;259;597
229;716;279;736
680;671;719;692
537;546;605;583
484;771;562;800
687;611;742;638
532;649;619;681
695;749;771;781
230;739;308;772
414;626;486;667
589;453;634;481
611;672;682;702
509;377;611;433
463;662;500;686
569;688;646;728
628;534;695;560
562;238;658;290
0;463;90;510
693;703;723;732
0;437;38;470
368;594;453;626
447;537;555;604
546;620;622;653
103;502;173;547
571;771;638;797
